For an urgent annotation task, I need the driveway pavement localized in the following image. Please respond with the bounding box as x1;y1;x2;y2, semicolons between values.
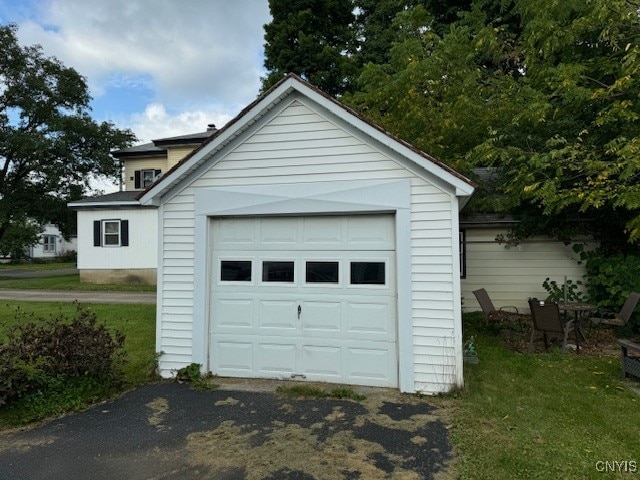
0;381;453;480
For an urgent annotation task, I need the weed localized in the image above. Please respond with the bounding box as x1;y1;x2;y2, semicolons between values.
328;386;366;401
276;384;365;401
175;363;218;392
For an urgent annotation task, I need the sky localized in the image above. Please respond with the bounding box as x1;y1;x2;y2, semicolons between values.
0;0;272;144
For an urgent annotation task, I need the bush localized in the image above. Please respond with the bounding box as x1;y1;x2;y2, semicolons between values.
584;250;640;332
0;304;125;407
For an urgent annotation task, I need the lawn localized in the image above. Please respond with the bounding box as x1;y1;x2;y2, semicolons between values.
0;274;156;292
444;314;640;479
0;261;77;271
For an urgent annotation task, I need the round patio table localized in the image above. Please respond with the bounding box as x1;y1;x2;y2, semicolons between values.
557;301;597;345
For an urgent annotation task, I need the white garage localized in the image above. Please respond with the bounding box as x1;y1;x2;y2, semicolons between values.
140;74;475;394
210;214;397;387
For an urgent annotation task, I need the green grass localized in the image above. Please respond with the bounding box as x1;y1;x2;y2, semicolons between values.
0;301;157;427
446;314;640;479
276;384;366;401
0;274;156;291
0;261;76;271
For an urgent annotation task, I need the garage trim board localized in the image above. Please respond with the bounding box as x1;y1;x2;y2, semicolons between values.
192;179;414;391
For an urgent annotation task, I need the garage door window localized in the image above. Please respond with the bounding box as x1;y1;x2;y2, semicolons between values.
221;261;252;282
350;261;385;285
306;261;339;283
262;261;295;282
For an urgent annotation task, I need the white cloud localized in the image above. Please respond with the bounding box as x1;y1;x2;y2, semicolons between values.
130;103;233;143
12;0;270;137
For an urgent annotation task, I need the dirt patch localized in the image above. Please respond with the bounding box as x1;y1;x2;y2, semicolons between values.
214;397;241;407
186;420;422;480
0;434;56;453
146;397;169;431
177;387;453;480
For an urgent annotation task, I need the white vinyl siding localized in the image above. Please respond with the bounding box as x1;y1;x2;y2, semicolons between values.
461;228;593;312
157;99;462;393
76;208;157;270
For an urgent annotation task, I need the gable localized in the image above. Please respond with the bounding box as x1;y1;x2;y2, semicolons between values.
139;75;474;207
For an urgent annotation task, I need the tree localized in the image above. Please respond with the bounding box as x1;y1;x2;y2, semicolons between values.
261;0;358;95
0;24;135;255
345;0;640;250
471;0;640;249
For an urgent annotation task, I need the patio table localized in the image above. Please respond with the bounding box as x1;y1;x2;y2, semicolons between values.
557;301;596;346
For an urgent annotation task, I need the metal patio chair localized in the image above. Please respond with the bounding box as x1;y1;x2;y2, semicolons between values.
589;292;640;328
528;298;579;352
473;288;525;326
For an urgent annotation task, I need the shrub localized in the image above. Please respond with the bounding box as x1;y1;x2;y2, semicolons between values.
0;304;125;407
583;250;640;332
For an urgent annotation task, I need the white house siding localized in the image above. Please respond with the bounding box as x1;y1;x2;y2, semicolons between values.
461;227;592;312
77;208;158;282
157;99;462;393
30;223;77;258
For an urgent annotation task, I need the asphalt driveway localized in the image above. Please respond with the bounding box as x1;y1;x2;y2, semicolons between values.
0;382;453;480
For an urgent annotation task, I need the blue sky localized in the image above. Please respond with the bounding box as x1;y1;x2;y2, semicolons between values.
0;0;271;143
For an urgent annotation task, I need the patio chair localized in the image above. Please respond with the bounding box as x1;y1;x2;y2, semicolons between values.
528;298;579;352
473;288;524;326
589;292;640;328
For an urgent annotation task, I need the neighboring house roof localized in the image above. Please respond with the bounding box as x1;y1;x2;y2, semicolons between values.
112;142;166;158
152;127;216;146
111;126;217;158
68;191;149;209
138;74;476;207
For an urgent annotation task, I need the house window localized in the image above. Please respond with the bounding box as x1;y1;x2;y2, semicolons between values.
103;221;121;246
460;230;466;279
93;220;129;247
134;169;161;189
43;235;56;253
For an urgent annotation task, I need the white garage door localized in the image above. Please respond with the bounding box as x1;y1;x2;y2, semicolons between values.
209;214;398;387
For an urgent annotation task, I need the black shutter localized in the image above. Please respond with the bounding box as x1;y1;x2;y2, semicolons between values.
134;170;141;189
154;169;161;178
121;220;129;246
93;221;102;246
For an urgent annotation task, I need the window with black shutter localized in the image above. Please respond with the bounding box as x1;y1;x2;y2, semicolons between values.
93;219;129;247
134;169;161;189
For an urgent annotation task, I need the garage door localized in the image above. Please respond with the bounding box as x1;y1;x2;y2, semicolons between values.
209;214;398;387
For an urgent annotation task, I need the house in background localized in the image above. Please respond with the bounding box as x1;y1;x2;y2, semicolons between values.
138;74;475;394
68;127;216;284
29;222;77;259
459;214;595;312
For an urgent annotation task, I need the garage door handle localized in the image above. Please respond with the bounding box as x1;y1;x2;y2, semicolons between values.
297;305;301;319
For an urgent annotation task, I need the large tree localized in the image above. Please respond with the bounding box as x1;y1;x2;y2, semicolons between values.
0;24;135;257
345;0;640;250
261;0;358;95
